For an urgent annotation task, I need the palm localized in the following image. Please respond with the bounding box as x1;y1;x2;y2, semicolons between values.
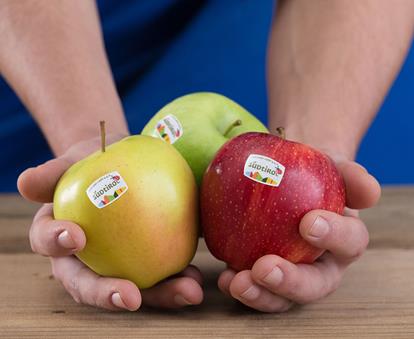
217;155;381;312
18;135;203;311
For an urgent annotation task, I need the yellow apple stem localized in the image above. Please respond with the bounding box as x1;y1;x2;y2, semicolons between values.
276;127;286;140
100;120;106;152
224;119;242;137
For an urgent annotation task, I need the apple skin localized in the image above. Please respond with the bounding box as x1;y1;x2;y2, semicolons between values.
141;92;268;185
201;132;346;271
54;135;198;289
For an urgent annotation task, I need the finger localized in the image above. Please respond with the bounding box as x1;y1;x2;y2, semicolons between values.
218;269;236;296
336;161;381;209
17;157;73;203
228;270;293;313
251;253;345;304
30;204;86;256
51;256;141;311
179;265;204;286
299;209;369;262
141;275;203;309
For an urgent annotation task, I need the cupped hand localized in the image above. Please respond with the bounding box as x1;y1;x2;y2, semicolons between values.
18;134;203;311
217;154;381;313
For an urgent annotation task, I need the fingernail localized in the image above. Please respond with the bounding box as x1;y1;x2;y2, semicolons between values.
240;285;261;301
174;294;192;306
111;292;128;310
57;230;76;249
262;266;283;286
308;216;330;239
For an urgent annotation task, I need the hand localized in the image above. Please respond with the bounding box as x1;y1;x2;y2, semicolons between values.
217;152;381;313
18;134;203;311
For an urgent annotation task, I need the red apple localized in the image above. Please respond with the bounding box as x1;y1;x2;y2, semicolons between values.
201;132;345;271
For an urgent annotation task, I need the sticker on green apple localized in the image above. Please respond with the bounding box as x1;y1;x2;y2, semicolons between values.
153;114;183;144
243;154;285;187
86;171;128;209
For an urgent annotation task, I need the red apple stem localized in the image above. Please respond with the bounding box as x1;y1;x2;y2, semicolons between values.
100;120;106;153
224;119;242;136
276;127;286;139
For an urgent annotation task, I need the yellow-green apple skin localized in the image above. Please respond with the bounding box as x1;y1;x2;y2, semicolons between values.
141;92;268;184
53;135;198;289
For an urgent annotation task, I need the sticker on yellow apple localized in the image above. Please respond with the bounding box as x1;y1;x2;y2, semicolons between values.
243;154;285;187
154;114;183;144
86;171;128;209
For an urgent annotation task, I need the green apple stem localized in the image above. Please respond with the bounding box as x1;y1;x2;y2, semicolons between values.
100;120;106;152
224;119;242;137
276;127;286;140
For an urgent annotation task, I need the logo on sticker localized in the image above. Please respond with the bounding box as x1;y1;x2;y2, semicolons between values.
86;171;128;208
154;114;183;144
243;154;285;187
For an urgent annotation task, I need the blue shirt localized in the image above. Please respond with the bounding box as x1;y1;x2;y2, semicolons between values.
2;0;413;188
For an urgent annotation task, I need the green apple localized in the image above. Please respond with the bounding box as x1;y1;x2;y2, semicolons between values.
141;92;268;184
53;135;198;289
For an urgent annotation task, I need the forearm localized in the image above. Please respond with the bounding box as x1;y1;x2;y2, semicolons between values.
0;0;128;156
268;0;414;159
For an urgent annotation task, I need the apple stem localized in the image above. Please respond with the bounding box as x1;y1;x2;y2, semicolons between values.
100;120;106;153
224;119;242;136
276;127;286;139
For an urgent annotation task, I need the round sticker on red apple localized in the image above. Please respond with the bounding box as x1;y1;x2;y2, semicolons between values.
243;154;285;187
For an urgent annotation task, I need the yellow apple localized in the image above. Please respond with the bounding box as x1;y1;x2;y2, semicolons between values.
53;135;198;289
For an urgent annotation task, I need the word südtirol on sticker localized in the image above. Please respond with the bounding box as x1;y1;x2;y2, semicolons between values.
243;154;285;187
154;114;183;144
86;171;128;209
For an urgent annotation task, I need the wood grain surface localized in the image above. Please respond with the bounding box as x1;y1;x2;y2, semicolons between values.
0;187;413;338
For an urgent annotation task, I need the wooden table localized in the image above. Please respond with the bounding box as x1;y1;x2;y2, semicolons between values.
1;187;413;338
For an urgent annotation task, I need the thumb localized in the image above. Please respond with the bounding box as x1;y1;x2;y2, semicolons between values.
335;161;381;210
17;157;73;203
18;133;128;203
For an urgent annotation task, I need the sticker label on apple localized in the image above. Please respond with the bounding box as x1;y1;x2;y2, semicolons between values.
243;154;285;187
86;171;128;209
154;114;183;144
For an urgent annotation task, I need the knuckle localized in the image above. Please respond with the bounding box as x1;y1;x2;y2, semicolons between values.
93;280;108;308
278;301;295;313
322;277;336;298
29;220;61;256
72;295;81;304
69;274;80;294
29;224;39;254
286;277;301;294
66;275;81;302
66;282;81;304
297;272;338;305
78;268;100;307
348;227;369;260
64;268;85;304
279;265;301;293
52;261;81;303
330;276;342;293
29;237;38;254
348;247;365;261
266;299;293;313
323;268;343;298
361;227;370;249
51;263;61;282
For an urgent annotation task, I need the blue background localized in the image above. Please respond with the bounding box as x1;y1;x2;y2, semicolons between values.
0;0;413;191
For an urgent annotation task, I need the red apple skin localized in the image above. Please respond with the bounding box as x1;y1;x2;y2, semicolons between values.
201;132;346;271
